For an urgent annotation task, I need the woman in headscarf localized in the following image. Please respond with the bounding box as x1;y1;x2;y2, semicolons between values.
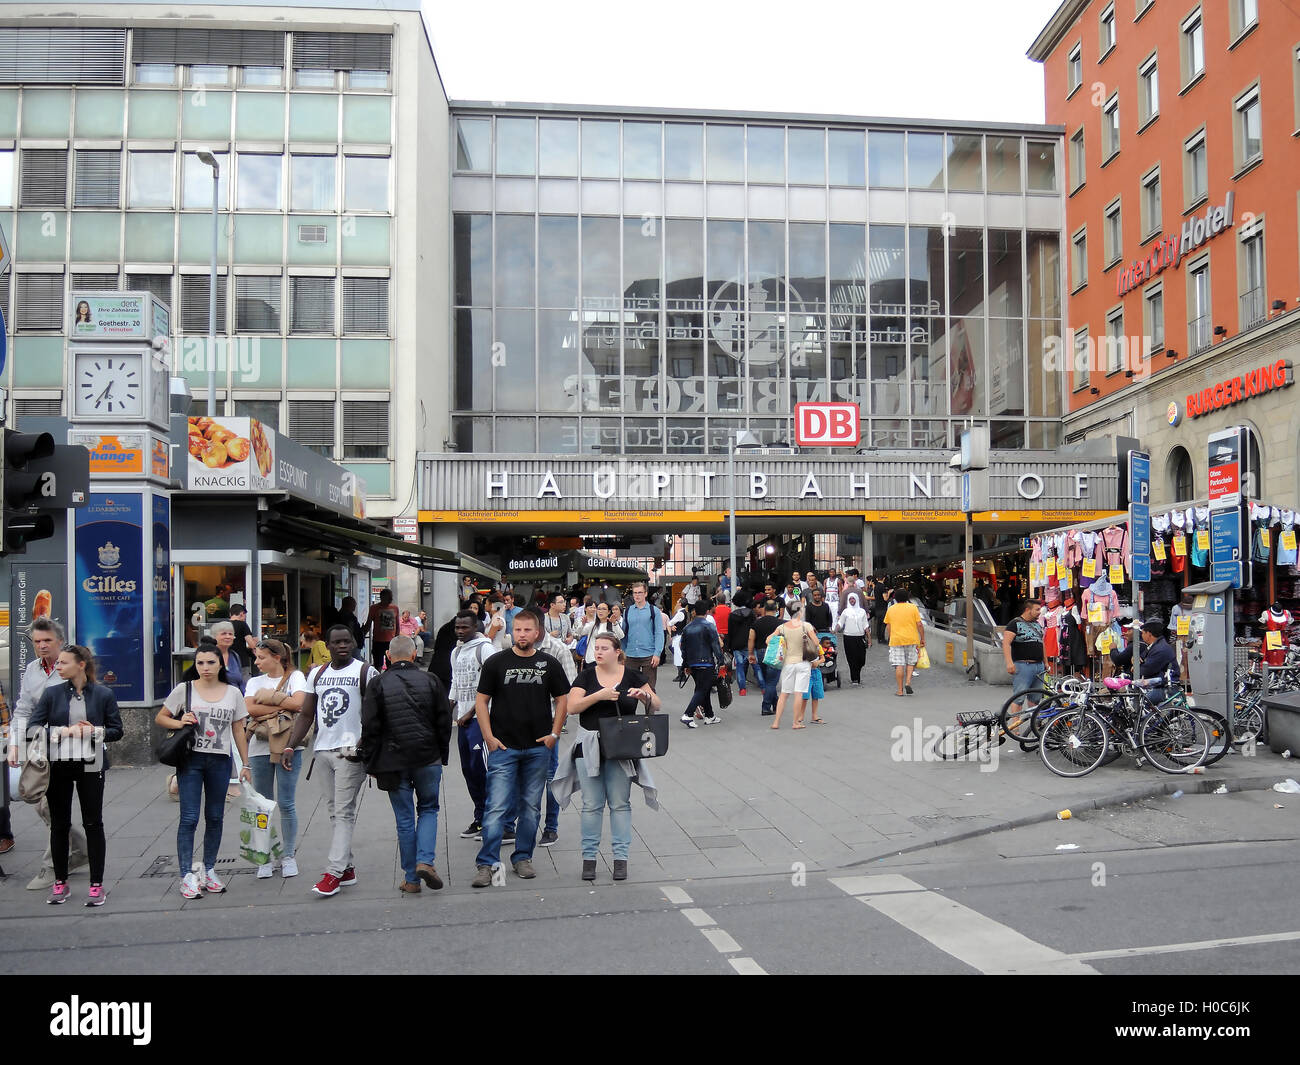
833;590;870;685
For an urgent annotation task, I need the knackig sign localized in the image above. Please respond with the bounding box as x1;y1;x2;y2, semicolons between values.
1116;190;1235;297
1185;359;1293;419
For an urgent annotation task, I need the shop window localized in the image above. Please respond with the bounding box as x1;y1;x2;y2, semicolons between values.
259;572;290;644
180;564;247;647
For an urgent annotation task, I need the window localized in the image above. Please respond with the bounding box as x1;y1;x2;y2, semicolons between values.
293;32;391;90
15;273;63;330
288;400;335;457
1139;53;1159;125
242;66;283;87
342;400;388;458
1240;222;1266;329
127;151;173;208
1071;226;1088;290
1184;129;1207;205
1144;284;1165;351
1069;128;1085;191
1136;0;1154;17
1188;257;1211;352
0;150;12;208
1231;0;1259;41
291;154;336;212
126;273;172;315
237;153;282;210
19;149;67;208
0;27;126;85
1027;140;1057;191
455;118;491;172
73;150;121;208
180;274;228;335
1141;166;1161;237
71;272;118;291
133;28;284;87
1067;42;1083;96
342;277;388;333
1182;10;1205;86
1102;95;1120;160
344;156;389;212
235;275;281;332
234;400;280;430
182;151;229;209
134;63;175;84
1099;4;1116;57
188;64;229;86
1105;307;1126;374
1073;327;1090;391
1104;198;1123;265
1170;446;1194;500
1235;86;1263;170
291;276;334;333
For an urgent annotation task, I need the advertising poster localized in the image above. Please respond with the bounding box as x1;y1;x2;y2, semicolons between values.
152;494;171;701
186;416;274;491
68;431;147;476
74;493;144;703
70;293;149;339
1207;427;1242;509
9;562;67;729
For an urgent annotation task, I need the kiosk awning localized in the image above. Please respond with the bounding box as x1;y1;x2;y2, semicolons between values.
270;514;500;580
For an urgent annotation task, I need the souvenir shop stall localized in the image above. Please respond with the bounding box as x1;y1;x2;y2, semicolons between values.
1027;503;1300;676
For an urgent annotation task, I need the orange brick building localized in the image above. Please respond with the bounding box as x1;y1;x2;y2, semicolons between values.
1030;0;1300;507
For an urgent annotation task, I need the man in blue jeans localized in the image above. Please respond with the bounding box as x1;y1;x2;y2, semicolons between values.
747;599;782;716
472;610;570;888
359;636;453;893
1003;599;1047;731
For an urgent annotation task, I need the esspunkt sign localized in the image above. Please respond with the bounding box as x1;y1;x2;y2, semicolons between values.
1185;359;1292;419
1116;190;1235;297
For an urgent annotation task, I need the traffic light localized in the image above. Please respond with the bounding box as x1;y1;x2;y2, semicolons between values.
2;429;56;554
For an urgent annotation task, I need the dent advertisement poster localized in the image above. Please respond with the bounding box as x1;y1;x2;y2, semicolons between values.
74;493;145;703
152;493;171;701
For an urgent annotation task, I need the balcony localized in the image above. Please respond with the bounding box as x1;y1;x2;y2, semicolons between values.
1189;314;1213;354
1240;287;1267;332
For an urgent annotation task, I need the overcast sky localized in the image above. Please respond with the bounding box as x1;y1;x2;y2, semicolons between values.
421;0;1064;126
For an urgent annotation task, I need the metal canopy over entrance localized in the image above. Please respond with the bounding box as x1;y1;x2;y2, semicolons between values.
268;513;501;579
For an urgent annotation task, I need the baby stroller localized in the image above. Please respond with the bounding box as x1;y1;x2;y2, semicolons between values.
818;633;840;689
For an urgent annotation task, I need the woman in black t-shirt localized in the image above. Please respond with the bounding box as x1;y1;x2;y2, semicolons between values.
566;633;661;882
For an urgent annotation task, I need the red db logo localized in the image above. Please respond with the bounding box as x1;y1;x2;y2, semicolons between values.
794;403;860;447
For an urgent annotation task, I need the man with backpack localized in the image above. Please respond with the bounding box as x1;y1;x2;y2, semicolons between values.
622;582;664;691
359;636;453;894
448;610;496;842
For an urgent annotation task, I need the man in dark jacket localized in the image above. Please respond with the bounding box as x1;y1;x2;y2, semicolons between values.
727;598;756;695
680;601;727;727
1110;620;1179;702
360;635;453;894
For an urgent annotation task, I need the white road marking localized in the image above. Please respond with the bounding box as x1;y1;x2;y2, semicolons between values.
660;885;693;905
681;907;716;927
833;875;1098;976
1069;929;1300;961
701;927;743;954
729;956;768;975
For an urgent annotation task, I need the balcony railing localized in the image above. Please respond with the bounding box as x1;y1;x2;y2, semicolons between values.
1190;313;1213;353
1240;287;1267;332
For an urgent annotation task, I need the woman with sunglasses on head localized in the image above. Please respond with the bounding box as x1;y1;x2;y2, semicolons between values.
27;645;123;907
156;645;251;899
243;639;309;880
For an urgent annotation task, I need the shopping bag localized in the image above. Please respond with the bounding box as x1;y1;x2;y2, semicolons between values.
916;646;931;670
237;782;284;867
763;632;786;668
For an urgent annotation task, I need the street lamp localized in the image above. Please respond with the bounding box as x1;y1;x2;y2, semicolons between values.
195;147;220;418
728;429;760;603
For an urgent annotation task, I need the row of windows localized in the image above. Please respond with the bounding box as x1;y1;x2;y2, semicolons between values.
455;118;1059;194
0;148;391;213
7;270;389;335
1068;1;1257;96
133;64;388;92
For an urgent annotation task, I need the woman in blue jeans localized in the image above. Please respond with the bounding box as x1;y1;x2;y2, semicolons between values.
564;634;660;882
157;648;250;899
243;639;309;879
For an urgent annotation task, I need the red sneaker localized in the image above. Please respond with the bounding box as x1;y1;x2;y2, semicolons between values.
339;866;358;887
738;689;747;696
312;872;342;897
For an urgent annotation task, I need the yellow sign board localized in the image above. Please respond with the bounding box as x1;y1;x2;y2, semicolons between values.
1196;530;1210;551
1267;631;1284;650
417;508;1127;526
1109;564;1124;583
1153;540;1167;560
1176;615;1190;636
1082;559;1096;578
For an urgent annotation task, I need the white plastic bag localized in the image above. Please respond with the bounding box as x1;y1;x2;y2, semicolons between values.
237;782;284;866
1273;778;1300;794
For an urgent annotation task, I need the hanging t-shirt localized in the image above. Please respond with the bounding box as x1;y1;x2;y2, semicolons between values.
243;670;311;757
1278;509;1298;567
1253;504;1274;563
309;659;380;752
162;681;247;757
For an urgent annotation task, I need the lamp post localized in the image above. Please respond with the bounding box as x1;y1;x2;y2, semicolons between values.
728;429;760;603
195;147;220;417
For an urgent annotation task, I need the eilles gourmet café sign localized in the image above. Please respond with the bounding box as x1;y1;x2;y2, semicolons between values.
1181;358;1293;420
1117;191;1235;297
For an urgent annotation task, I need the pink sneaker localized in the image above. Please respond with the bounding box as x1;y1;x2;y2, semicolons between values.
86;884;106;907
47;881;70;905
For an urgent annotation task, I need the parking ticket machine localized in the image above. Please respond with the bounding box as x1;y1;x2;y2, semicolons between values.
1182;580;1234;716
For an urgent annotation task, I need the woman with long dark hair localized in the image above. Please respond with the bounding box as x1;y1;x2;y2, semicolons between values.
27;645;122;906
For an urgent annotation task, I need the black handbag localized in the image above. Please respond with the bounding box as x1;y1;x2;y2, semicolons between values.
156;683;197;768
715;667;733;709
597;703;669;760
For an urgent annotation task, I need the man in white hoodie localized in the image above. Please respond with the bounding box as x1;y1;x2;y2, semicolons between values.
449;610;496;841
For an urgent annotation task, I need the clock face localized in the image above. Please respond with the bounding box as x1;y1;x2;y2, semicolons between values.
74;354;144;418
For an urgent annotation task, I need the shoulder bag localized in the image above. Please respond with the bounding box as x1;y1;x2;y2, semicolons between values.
18;726;49;803
156;683;197;768
802;626;822;662
251;672;296;755
597;692;669;760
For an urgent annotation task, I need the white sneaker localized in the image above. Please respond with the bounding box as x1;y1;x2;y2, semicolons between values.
281;857;299;878
256;863;275;879
203;868;226;893
179;872;203;900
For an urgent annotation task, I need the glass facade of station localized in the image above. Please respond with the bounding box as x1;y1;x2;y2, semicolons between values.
451;111;1066;455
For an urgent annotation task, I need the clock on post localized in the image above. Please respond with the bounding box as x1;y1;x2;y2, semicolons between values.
68;291;171;431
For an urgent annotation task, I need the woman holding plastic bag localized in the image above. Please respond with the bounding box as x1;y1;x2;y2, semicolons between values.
243;639;308;880
156;646;251;899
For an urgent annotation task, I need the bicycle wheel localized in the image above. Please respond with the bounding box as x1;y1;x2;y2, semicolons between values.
1194;709;1231;767
927;723;1004;761
1039;709;1110;778
1138;706;1211;774
1231;696;1265;745
999;689;1051;743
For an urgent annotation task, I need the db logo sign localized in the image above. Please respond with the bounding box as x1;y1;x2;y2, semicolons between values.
795;403;860;447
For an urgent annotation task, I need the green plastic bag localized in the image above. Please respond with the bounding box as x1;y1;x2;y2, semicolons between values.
238;782;284;867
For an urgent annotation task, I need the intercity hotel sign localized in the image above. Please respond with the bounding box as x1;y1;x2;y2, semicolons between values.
1184;359;1293;419
1116;191;1235;297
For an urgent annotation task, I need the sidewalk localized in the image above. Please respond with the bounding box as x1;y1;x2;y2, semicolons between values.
0;646;1287;908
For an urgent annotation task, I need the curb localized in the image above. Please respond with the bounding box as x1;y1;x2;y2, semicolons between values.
840;772;1286;868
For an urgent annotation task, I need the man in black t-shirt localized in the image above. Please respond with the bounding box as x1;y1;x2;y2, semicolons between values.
804;588;833;634
748;600;783;716
228;603;255;673
472;609;569;887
